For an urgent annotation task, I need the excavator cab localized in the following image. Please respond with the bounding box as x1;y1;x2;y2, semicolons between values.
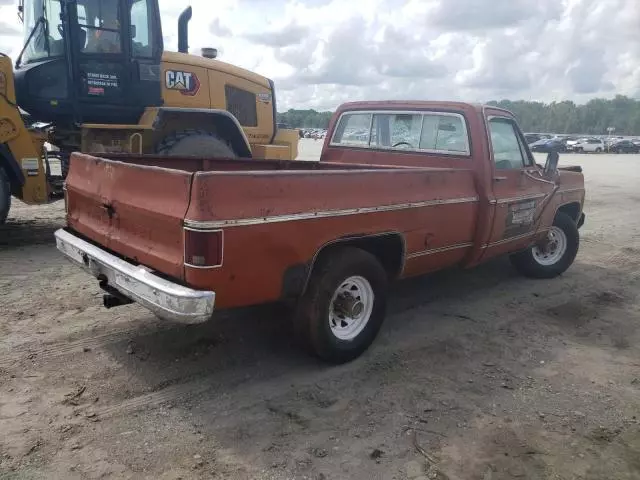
15;0;163;126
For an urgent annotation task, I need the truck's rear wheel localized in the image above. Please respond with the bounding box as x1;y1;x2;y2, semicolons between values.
294;247;388;363
0;166;11;225
510;212;579;279
157;130;236;158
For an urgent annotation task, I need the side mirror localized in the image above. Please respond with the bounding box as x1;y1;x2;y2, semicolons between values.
544;151;559;177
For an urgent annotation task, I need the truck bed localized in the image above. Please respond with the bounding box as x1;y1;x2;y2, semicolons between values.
65;152;479;307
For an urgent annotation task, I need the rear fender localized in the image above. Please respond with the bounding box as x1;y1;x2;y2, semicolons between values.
283;232;406;301
151;107;252;158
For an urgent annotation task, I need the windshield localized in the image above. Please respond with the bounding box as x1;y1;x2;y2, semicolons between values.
21;0;64;64
20;0;155;64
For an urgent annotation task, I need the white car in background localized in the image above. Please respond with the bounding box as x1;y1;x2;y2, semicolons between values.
573;138;605;153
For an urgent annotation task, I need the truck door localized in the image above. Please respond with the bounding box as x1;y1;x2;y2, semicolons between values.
482;115;555;260
66;0;162;124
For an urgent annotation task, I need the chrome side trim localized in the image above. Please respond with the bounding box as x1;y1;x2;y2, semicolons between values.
489;192;548;205
557;187;585;195
523;170;556;185
55;229;215;323
184;196;480;230
406;242;474;259
482;230;548;249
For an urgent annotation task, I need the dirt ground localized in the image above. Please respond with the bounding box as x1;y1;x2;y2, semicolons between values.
1;146;639;480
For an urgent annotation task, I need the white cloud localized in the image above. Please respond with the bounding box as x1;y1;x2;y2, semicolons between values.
0;0;638;110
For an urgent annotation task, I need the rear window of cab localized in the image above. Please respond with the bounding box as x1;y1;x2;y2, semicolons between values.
330;111;471;156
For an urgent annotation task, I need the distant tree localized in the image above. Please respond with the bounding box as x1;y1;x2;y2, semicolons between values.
488;95;640;135
280;96;640;135
276;109;333;129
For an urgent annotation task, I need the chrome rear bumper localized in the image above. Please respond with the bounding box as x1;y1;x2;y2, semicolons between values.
55;229;215;323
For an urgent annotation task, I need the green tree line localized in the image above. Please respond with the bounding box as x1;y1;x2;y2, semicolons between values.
278;95;640;135
277;109;333;129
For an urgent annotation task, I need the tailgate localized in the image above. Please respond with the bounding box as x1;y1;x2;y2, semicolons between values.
65;153;193;280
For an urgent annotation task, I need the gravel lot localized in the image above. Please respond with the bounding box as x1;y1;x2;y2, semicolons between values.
1;144;639;479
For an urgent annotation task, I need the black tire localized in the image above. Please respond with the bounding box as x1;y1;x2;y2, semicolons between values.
595;147;602;153
510;212;579;279
157;129;236;158
294;247;388;363
0;166;11;225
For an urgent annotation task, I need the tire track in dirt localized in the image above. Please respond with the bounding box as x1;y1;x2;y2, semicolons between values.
0;322;175;366
95;379;216;417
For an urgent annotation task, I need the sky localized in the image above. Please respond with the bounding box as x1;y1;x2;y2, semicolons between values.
0;0;638;111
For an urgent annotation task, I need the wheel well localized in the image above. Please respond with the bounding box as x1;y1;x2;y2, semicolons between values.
152;108;252;157
312;233;405;280
280;233;406;302
557;202;581;222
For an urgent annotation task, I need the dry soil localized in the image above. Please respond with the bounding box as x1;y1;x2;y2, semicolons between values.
1;145;639;480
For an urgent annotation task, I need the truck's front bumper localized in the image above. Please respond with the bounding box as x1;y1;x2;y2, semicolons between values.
55;229;215;323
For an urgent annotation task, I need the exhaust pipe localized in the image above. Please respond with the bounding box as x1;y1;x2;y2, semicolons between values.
178;6;193;53
103;293;133;309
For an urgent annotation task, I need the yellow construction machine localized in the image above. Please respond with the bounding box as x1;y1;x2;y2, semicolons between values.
0;0;299;223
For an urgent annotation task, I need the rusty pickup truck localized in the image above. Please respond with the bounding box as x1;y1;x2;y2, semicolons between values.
55;101;585;363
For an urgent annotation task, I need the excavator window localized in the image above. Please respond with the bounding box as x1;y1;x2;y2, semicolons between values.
20;0;158;60
78;0;122;54
21;0;64;63
129;0;153;57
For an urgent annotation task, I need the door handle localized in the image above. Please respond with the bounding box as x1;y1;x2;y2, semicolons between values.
493;176;507;182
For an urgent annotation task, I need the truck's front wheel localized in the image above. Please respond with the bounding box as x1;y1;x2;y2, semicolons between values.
157;130;236;158
510;212;579;279
295;247;388;363
0;166;11;225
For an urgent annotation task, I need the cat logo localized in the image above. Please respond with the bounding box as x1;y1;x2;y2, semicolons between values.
165;70;200;96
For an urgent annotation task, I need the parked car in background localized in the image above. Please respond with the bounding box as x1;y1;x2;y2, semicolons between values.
564;139;579;152
525;133;551;145
609;140;640;154
530;138;566;153
573;138;605;153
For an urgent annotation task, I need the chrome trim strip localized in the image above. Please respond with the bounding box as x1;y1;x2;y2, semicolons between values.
406;242;474;259
55;229;215;323
524;170;556;185
557;187;585;195
184;196;480;230
489;192;548;205
482;230;548;249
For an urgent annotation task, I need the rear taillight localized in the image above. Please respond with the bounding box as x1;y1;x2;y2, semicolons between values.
184;229;223;268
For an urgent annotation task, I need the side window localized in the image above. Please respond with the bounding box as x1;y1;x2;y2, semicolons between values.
488;118;527;170
370;113;422;149
130;0;152;57
78;0;122;54
420;114;469;154
331;113;372;146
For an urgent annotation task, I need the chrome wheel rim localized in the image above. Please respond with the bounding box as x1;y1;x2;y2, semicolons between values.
329;276;374;341
532;227;567;266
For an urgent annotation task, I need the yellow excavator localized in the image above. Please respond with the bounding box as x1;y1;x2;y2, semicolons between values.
0;0;299;223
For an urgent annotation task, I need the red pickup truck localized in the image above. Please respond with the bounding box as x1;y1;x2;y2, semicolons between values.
55;101;585;363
